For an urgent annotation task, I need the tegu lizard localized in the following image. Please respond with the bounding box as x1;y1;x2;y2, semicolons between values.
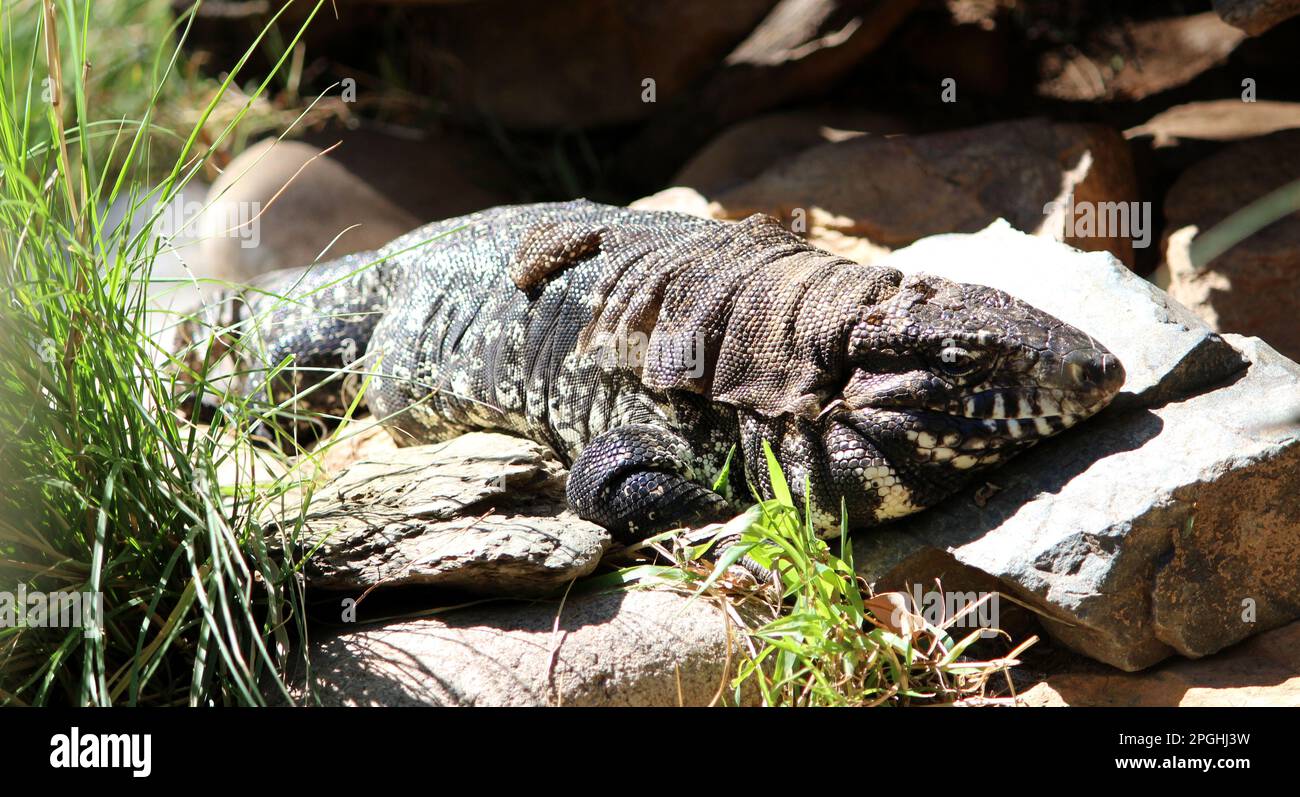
175;200;1125;541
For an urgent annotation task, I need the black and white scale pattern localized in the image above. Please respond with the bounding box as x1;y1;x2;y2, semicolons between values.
180;200;1125;542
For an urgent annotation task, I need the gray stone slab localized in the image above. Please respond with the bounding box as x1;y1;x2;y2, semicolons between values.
857;334;1300;670
302;589;753;706
272;432;610;597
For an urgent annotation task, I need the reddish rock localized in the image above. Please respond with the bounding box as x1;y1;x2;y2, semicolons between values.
300;124;515;225
672;107;909;195
711;118;1140;267
198;139;418;282
194;126;514;282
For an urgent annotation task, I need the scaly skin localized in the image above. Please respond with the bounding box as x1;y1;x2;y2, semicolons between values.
175;200;1125;542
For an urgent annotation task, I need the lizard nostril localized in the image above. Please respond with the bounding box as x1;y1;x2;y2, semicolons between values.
1064;350;1124;393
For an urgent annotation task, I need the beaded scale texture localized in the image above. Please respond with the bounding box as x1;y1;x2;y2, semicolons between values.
179;200;1125;542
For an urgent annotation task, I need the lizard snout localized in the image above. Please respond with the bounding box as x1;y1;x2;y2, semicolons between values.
1060;349;1125;406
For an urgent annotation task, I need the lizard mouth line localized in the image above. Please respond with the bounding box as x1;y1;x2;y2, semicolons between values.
948;386;1105;421
903;384;1110;423
839;395;1093;425
834;406;1085;451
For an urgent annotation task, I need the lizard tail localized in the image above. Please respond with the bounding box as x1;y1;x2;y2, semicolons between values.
167;249;390;442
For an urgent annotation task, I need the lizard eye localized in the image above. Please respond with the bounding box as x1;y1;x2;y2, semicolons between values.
936;345;982;378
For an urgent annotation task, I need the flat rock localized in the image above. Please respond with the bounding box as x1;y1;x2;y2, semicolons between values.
1160;130;1300;362
1020;620;1300;706
711;118;1141;267
303;589;751;706
878;220;1247;410
276;432;610;597
857;334;1300;671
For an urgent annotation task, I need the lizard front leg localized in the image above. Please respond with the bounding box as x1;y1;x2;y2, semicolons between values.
565;424;729;543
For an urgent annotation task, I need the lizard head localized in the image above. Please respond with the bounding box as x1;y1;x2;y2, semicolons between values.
804;272;1124;529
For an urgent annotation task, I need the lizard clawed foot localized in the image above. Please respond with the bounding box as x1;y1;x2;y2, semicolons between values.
567;424;731;543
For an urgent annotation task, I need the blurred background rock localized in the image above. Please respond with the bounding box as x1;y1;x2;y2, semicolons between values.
147;0;1300;357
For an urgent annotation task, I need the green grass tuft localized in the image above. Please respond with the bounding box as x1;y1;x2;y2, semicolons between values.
622;441;1032;707
0;0;329;706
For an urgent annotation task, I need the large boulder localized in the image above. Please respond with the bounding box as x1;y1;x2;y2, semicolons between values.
304;588;752;706
855;222;1300;671
670;107;909;195
195;129;514;283
196;139;418;283
298;124;516;228
708;118;1141;267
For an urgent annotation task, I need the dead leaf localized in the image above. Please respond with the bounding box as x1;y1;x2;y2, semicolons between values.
865;592;925;638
